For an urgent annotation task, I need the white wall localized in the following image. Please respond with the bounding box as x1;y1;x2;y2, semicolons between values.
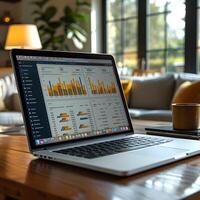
91;0;103;53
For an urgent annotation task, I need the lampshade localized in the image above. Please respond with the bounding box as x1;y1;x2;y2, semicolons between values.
5;24;42;50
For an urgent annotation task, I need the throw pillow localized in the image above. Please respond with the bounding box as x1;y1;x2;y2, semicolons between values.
120;80;133;104
172;81;200;104
129;74;175;109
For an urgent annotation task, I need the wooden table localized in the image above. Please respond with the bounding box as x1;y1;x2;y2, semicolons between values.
0;120;200;200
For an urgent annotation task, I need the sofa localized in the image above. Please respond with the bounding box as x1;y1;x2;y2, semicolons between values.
0;72;199;125
0;72;23;125
123;73;200;122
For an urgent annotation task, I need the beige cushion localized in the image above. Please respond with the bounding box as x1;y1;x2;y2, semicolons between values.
12;93;21;111
172;81;200;104
129;74;175;109
0;74;15;111
5;93;21;111
0;73;18;110
0;99;6;111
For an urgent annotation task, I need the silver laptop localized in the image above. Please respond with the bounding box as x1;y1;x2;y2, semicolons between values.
11;49;200;176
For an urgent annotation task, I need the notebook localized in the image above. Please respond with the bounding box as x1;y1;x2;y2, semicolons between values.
146;125;200;140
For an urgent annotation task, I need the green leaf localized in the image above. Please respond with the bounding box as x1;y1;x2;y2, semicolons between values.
69;23;87;36
52;35;64;43
72;34;83;49
76;0;90;8
44;6;57;21
48;21;61;29
77;12;90;21
42;26;55;35
73;32;83;43
43;37;53;48
31;1;41;7
74;30;87;42
64;6;73;15
32;10;41;16
31;0;88;51
40;0;49;7
38;24;45;29
34;16;44;22
31;0;49;7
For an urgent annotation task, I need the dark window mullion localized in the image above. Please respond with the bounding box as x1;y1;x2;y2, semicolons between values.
106;16;138;23
185;0;198;73
138;0;147;69
102;0;107;53
121;0;124;65
146;10;171;17
164;2;168;71
147;47;184;52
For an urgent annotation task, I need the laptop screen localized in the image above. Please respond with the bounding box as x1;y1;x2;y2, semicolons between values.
15;54;131;146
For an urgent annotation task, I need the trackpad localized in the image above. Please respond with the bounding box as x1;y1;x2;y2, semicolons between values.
141;146;188;157
138;146;188;158
92;146;189;172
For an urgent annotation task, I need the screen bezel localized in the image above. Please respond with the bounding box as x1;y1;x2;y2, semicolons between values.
11;49;134;150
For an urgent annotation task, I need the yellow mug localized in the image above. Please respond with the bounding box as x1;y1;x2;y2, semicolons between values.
172;103;200;130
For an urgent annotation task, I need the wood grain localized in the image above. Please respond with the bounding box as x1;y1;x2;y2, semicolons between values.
0;136;28;153
0;135;200;199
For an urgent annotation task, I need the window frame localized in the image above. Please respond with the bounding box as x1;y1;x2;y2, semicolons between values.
102;0;138;69
102;0;198;73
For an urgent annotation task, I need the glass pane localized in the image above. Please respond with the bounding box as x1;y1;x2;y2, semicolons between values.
167;1;185;48
123;52;137;68
199;0;200;7
148;0;169;14
167;29;185;48
148;0;185;14
167;50;184;72
147;15;165;50
107;21;121;53
124;0;137;18
124;19;137;52
114;54;123;67
167;0;185;12
114;54;124;75
147;51;165;72
198;9;200;46
107;0;122;21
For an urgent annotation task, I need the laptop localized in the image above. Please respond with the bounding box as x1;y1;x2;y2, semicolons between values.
11;49;200;176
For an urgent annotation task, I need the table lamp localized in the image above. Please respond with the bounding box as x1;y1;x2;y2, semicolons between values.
5;24;42;50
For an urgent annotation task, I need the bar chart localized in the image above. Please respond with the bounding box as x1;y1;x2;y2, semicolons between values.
47;77;87;97
88;78;117;95
57;112;70;122
61;126;73;131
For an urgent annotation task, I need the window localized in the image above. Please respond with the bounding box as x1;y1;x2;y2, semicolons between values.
147;0;185;73
103;0;199;74
106;0;138;73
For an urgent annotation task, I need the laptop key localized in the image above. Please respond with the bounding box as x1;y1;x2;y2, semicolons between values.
54;136;173;159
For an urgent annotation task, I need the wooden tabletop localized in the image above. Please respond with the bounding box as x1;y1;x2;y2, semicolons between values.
1;131;200;199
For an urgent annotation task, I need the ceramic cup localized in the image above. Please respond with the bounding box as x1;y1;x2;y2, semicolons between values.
172;103;200;130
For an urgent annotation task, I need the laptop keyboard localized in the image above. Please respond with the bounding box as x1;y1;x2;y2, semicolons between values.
54;136;172;159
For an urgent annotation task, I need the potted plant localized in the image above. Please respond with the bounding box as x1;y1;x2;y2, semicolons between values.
32;0;90;50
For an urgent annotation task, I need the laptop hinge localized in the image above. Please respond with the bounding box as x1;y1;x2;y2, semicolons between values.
32;132;134;152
